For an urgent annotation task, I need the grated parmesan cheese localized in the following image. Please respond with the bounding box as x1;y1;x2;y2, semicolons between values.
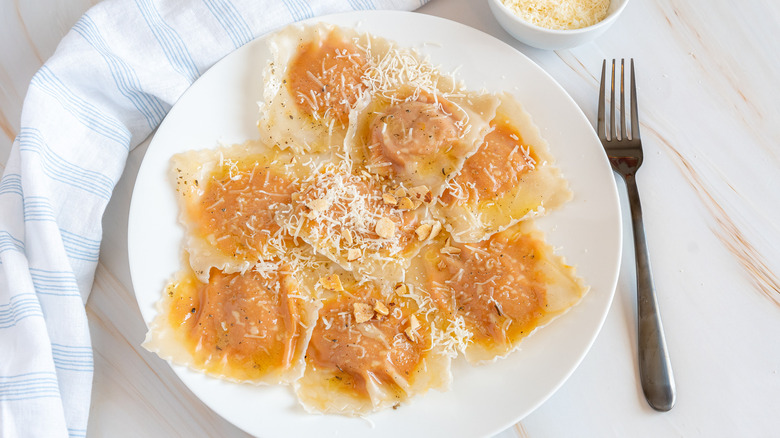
501;0;610;30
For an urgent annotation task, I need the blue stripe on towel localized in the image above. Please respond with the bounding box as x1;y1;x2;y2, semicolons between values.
202;0;254;49
23;196;56;222
72;15;168;129
0;231;25;255
0;371;57;380
134;0;201;83
29;66;131;150
0;295;44;329
29;269;82;298
18;128;115;201
290;0;314;18
59;229;101;262
0;173;23;197
282;0;313;21
51;343;94;372
0;373;61;400
51;343;92;351
0;377;58;390
348;0;376;10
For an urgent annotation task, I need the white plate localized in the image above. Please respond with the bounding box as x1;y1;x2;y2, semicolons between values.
128;11;621;438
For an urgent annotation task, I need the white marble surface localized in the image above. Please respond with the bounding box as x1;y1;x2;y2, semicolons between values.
2;0;780;437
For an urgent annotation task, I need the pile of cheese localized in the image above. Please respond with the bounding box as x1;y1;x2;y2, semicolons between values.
501;0;610;30
143;22;588;415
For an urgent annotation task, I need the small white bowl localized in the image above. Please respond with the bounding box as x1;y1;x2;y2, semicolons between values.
487;0;629;50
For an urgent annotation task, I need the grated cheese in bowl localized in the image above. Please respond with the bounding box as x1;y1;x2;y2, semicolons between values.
488;0;628;49
500;0;611;30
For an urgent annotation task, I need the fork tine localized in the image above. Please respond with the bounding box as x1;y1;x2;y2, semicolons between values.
630;59;640;139
620;59;626;141
610;59;616;141
597;60;606;139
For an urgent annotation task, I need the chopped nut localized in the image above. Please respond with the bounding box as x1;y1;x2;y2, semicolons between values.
412;199;423;209
374;301;390;316
441;237;461;254
306;198;328;212
375;217;396;239
393;187;407;198
415;223;433;241
291;192;300;201
319;274;344;291
428;221;442;240
347;248;361;261
440;245;461;255
397;197;414;210
341;228;353;245
404;316;421;342
409;315;420;331
408;185;431;202
382;192;397;205
353;303;374;323
394;283;408;295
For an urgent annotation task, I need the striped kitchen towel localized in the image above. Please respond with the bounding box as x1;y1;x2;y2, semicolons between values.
0;0;427;436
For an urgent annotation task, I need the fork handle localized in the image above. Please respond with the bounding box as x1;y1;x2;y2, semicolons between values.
625;173;677;411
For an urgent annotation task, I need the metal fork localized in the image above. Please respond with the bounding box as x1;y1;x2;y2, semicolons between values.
598;59;676;411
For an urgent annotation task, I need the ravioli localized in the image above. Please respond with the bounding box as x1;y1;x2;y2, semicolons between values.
405;221;588;364
143;258;321;384
276;161;439;284
147;22;589;417
436;93;571;243
294;265;451;415
257;22;375;155
171;142;310;281
347;84;499;197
